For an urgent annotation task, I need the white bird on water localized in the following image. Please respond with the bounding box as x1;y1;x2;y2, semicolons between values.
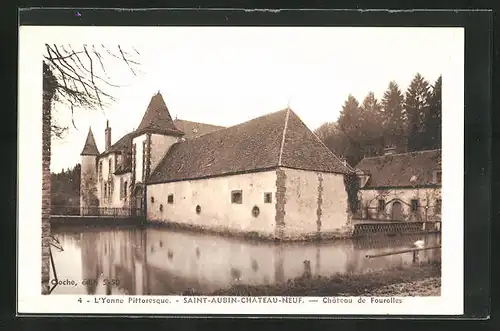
414;240;425;248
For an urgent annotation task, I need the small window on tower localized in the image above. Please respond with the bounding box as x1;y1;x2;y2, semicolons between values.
231;190;243;204
168;194;174;204
264;192;272;203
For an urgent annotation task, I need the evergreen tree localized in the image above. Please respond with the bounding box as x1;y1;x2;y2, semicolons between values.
360;91;384;156
381;81;406;151
337;95;365;166
405;73;431;151
425;76;442;150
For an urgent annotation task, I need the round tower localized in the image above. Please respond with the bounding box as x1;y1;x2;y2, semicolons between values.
80;127;100;215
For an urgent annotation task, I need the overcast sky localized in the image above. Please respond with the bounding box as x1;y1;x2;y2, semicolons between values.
23;26;462;172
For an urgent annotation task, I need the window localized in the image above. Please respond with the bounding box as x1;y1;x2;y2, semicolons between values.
123;181;128;202
104;183;108;198
167;194;174;204
119;178;124;199
150;196;155;203
115;156;118;169
159;204;163;212
196;205;201;214
435;199;442;214
109;158;112;174
252;206;260;217
99;161;103;178
264;192;272;203
231;190;242;204
411;199;419;212
378;199;386;212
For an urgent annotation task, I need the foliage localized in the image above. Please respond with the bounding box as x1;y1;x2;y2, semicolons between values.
315;73;442;169
51;164;81;208
405;73;431;151
43;44;142;138
343;171;361;213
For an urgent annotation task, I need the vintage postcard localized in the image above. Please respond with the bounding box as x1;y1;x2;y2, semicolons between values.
18;24;464;315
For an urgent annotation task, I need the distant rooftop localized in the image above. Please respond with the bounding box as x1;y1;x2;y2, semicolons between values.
355;149;442;189
173;119;225;139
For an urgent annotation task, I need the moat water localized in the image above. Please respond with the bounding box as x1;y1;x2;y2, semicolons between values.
49;225;441;295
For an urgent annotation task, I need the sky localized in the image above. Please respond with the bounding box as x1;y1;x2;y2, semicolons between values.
22;26;462;172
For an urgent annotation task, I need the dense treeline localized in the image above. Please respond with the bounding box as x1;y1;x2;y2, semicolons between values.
51;164;80;209
314;73;442;167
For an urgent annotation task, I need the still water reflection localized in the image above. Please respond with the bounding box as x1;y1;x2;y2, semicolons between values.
50;226;441;295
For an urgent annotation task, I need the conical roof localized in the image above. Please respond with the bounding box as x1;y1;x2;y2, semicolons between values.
80;127;100;156
134;92;184;137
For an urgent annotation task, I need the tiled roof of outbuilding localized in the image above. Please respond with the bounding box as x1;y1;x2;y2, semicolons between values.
173;119;225;139
148;108;351;184
355;149;442;189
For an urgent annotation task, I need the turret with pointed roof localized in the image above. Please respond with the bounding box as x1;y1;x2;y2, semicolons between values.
133;92;184;137
80;127;100;156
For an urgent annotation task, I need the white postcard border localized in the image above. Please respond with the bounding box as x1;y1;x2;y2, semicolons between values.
17;26;464;315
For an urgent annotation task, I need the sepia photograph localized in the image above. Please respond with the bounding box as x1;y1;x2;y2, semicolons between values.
18;22;464;315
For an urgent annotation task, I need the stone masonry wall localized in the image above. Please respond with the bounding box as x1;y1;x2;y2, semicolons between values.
274;168;286;239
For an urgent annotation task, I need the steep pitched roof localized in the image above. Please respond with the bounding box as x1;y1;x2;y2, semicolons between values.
100;133;133;157
134;92;184;137
80;128;100;156
279;111;353;174
355;149;442;189
148;109;351;184
173;119;225;139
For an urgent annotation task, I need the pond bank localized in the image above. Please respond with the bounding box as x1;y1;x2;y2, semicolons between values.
203;261;441;297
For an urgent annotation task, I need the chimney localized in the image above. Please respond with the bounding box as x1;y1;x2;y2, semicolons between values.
384;145;397;156
339;156;348;167
105;120;111;151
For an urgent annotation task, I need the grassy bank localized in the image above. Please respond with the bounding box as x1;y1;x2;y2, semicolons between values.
208;261;441;297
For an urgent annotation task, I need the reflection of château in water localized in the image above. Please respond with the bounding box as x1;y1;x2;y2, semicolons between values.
80;233;102;294
76;228;441;295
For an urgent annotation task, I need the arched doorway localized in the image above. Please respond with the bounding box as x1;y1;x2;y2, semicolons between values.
392;201;403;221
133;185;144;215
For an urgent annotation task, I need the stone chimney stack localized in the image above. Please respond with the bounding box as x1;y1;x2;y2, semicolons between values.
105;120;111;151
339;156;347;167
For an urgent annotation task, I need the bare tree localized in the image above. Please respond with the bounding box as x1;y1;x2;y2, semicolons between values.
41;44;141;294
